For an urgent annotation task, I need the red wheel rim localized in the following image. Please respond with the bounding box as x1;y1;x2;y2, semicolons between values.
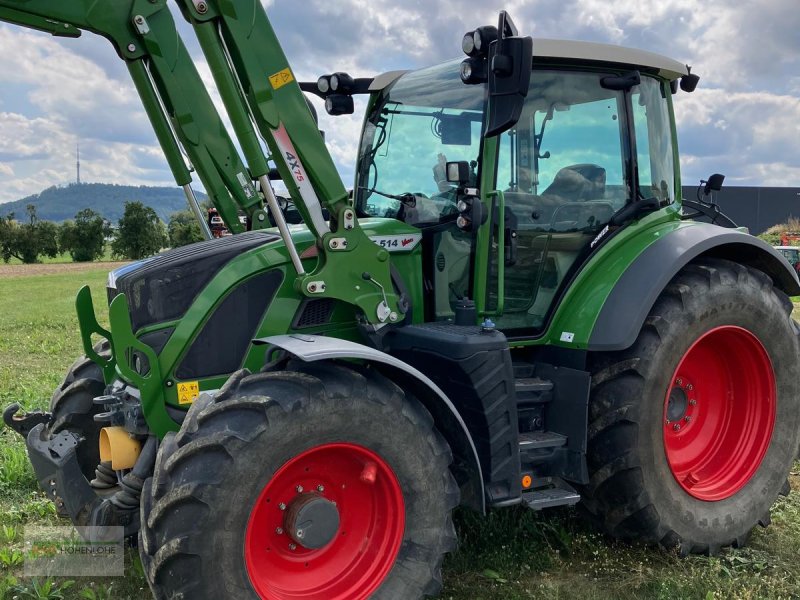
663;326;776;501
245;443;405;600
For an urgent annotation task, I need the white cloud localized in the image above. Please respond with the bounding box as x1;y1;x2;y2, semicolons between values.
1;0;798;206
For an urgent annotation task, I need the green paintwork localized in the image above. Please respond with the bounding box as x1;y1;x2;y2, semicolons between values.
473;136;500;317
73;219;422;437
173;0;404;322
107;294;174;437
482;190;506;317
0;6;79;37
524;206;686;349
75;286;115;384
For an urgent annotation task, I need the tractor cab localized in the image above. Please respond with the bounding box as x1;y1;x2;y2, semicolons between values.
356;40;686;331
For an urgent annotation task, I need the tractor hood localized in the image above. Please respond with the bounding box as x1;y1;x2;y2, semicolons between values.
107;231;281;331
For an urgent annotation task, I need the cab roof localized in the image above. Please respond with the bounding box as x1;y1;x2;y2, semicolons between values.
370;39;690;91
534;38;689;80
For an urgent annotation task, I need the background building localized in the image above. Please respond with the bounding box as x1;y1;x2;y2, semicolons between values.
682;186;800;234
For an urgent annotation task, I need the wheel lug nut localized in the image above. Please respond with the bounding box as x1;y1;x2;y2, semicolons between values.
278;502;286;511
296;485;304;493
686;384;693;391
676;378;683;386
317;485;324;492
689;399;697;405
288;543;297;551
275;527;283;535
665;419;671;425
296;529;304;539
673;423;681;431
684;416;691;422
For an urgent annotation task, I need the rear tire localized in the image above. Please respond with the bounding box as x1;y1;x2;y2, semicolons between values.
139;361;459;599
582;258;800;554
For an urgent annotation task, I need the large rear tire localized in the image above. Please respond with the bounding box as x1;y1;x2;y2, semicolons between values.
139;361;459;599
582;258;800;554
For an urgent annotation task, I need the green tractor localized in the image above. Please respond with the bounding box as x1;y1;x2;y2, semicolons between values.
3;2;800;599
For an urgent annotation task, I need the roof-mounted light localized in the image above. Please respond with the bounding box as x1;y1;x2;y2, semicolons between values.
325;94;354;116
473;26;498;54
316;75;331;94
462;31;478;56
460;57;487;84
330;72;355;94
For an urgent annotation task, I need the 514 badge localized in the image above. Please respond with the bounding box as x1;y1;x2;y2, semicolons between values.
368;234;422;252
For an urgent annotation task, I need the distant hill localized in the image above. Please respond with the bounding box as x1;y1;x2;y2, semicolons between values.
0;183;207;223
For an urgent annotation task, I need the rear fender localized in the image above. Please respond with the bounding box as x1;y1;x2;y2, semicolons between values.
255;334;486;512
588;224;800;351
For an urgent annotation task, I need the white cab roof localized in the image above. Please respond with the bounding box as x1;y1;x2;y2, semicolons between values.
371;39;690;92
534;39;689;79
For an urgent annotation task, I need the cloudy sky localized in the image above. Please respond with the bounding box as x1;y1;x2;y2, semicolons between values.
0;0;798;204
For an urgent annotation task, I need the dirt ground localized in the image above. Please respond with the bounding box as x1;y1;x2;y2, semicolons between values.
0;261;128;277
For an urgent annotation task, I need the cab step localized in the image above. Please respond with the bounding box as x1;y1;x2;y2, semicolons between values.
515;378;554;404
519;431;566;451
522;487;581;510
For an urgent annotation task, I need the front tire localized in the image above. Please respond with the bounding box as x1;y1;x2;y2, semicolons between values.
582;258;800;554
49;352;107;482
139;361;458;599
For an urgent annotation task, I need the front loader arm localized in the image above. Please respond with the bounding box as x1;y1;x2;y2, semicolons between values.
0;0;261;234
174;0;405;326
0;0;405;326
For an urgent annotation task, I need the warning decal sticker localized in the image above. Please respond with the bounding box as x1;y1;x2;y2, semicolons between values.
177;381;200;405
269;68;294;90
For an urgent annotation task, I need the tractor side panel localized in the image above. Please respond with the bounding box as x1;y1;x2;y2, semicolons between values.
535;217;799;352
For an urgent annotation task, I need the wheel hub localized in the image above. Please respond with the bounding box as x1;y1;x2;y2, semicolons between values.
284;493;340;550
666;385;689;422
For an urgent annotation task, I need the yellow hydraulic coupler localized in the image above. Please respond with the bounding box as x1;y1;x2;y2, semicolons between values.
99;426;142;470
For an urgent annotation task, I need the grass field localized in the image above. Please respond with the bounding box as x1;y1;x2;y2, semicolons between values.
0;264;798;599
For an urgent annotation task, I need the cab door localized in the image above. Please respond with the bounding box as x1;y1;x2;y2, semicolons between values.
483;69;676;334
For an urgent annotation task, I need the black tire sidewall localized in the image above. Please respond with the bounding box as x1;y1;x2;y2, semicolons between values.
174;388;452;599
635;273;800;545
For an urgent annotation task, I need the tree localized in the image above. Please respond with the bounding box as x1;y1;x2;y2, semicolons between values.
59;208;110;262
111;201;168;260
0;205;59;263
168;209;204;248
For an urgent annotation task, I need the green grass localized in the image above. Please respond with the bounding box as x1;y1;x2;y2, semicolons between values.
0;267;798;599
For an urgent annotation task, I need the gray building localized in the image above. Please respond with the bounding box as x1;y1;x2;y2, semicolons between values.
682;186;800;235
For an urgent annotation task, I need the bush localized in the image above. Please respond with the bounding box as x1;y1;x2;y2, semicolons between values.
168;210;204;248
59;209;109;262
757;217;800;245
111;201;167;260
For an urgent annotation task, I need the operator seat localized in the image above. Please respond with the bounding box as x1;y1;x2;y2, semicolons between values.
542;164;606;202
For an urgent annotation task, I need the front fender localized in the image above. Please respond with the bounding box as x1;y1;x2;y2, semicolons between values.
255;334;486;512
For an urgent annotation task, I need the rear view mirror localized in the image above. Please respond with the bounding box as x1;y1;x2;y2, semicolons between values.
485;11;532;138
703;173;725;195
446;161;471;185
441;115;472;146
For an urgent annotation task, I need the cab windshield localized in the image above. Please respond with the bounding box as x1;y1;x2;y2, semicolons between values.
356;61;485;225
